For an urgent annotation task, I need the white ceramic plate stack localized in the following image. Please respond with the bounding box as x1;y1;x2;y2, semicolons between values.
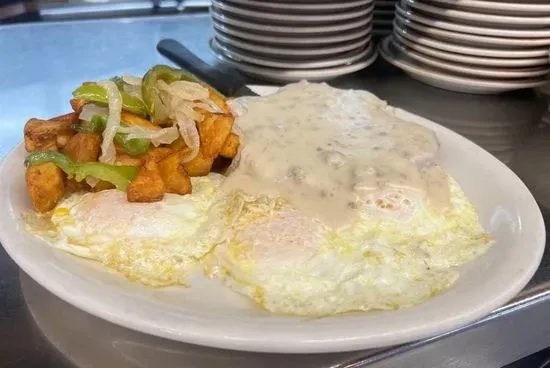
373;0;397;38
378;0;550;94
209;0;377;82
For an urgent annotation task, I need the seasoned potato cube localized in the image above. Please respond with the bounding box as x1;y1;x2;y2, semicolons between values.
145;147;173;163
220;133;240;159
120;111;159;131
92;180;115;192
26;163;65;213
115;154;144;169
63;132;102;163
24;114;76;152
168;137;187;150
198;114;234;158
158;151;192;195
209;88;230;113
70;99;87;114
183;150;214;177
127;161;165;202
24;119;60;152
65;178;89;194
50;112;78;127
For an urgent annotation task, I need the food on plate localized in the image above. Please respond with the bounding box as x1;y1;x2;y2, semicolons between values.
22;75;494;315
23;64;240;213
46;174;225;286
204;82;494;315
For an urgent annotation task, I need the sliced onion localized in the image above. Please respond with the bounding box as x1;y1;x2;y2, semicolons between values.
157;80;209;101
196;99;223;113
79;104;109;122
122;74;142;86
98;80;122;164
174;111;200;163
117;125;179;146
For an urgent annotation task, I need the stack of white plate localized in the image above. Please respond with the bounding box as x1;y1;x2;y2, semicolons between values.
209;0;377;83
373;0;397;38
378;0;550;94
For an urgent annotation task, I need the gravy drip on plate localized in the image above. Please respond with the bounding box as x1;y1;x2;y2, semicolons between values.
226;82;450;228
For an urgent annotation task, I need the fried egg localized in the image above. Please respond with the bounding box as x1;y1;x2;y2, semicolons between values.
27;173;226;287
206;176;493;316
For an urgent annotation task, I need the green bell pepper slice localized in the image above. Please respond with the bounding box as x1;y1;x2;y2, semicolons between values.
141;64;206;124
25;151;138;191
73;115;150;157
72;84;148;117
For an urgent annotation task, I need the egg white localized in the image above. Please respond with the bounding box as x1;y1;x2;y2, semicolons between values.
27;173;226;287
206;176;494;316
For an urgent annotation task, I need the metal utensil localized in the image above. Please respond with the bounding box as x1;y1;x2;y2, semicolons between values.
157;38;258;97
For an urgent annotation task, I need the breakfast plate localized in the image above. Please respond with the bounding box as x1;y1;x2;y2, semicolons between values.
0;84;545;353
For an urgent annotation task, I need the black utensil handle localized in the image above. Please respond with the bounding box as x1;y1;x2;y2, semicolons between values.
157;38;248;96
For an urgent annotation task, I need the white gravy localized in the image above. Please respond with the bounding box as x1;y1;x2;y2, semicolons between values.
225;82;450;228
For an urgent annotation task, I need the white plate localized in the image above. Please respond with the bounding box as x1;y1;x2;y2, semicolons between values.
1;83;544;353
211;46;378;82
212;20;372;46
394;13;550;48
214;29;371;58
211;7;373;34
402;0;550;27
212;0;375;23
395;2;550;38
379;36;548;94
391;40;550;79
393;32;550;68
210;38;374;69
393;23;550;59
217;0;374;12
425;0;550;15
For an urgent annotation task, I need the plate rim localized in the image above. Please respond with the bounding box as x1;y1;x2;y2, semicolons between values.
392;32;550;67
379;36;548;92
394;12;550;47
395;2;550;38
402;0;550;25
393;22;550;58
0;85;545;353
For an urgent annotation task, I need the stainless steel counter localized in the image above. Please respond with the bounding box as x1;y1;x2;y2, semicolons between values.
0;14;549;368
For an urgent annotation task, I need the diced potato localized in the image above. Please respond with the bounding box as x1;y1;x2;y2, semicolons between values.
120;111;159;131
50;112;78;127
65;178;90;194
219;133;240;159
24;119;61;152
183;150;214;177
145;147;173;163
25;163;65;213
70;99;87;114
158;151;192;195
127;161;165;202
198;113;234;158
63;132;102;163
92;180;115;192
115;154;144;169
168;137;187;150
209;88;230;113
